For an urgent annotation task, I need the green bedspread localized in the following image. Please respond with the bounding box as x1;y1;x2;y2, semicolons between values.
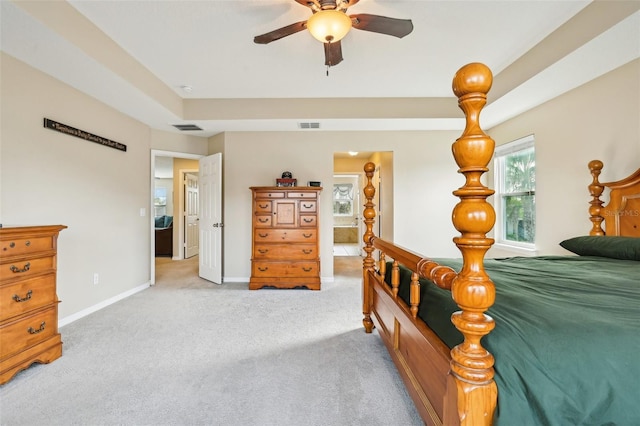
385;256;640;425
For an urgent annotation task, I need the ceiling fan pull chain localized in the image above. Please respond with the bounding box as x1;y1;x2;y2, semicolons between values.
326;65;330;76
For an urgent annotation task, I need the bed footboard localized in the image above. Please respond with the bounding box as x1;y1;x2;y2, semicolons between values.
362;63;497;426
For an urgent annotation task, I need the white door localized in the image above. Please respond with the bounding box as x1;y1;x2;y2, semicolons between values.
199;153;222;283
184;173;199;258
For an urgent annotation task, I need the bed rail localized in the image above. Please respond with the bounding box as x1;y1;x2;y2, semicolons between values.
362;63;497;426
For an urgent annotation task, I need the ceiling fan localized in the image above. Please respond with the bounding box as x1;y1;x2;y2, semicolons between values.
253;0;413;67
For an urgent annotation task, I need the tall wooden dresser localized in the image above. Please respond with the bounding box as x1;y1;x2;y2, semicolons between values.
0;225;66;384
249;187;322;290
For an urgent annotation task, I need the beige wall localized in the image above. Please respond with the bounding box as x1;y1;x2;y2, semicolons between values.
219;130;462;281
488;58;639;256
1;53;207;321
1;53;150;318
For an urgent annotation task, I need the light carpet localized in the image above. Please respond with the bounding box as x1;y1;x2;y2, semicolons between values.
0;256;422;426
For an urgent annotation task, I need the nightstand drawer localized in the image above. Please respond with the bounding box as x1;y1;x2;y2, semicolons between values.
0;274;57;319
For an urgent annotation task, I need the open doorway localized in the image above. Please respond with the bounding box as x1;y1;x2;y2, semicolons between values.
150;150;204;285
333;151;393;259
332;174;362;257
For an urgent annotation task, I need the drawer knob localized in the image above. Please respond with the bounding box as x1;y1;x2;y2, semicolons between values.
258;267;268;272
302;249;312;254
10;262;31;273
303;233;313;238
303;204;313;208
303;218;313;223
13;290;33;303
259;204;269;208
258;249;269;254
27;321;46;335
259;233;269;238
258;218;269;223
302;267;313;272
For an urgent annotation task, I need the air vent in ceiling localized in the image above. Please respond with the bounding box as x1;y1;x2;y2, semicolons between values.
299;122;320;129
172;124;203;131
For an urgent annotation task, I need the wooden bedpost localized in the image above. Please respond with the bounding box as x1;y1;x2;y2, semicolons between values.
447;63;498;426
362;161;376;333
588;160;606;236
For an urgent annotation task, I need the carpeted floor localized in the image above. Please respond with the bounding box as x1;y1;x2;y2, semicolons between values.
0;255;422;426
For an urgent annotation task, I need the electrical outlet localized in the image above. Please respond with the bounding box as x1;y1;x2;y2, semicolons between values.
93;273;99;285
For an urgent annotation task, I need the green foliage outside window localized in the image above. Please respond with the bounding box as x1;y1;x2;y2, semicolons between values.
498;143;536;245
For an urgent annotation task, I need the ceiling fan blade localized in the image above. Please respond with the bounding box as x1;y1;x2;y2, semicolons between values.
254;21;307;44
295;0;321;8
350;14;413;38
337;0;359;11
324;41;343;67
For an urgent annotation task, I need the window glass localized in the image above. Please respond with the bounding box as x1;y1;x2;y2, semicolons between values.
495;136;536;247
333;183;354;216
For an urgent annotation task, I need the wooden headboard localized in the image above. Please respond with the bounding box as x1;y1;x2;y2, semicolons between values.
588;160;640;237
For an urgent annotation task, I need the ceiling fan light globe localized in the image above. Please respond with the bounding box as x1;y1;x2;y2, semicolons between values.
307;10;352;43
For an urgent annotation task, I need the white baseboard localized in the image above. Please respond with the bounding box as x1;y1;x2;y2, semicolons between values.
322;276;335;283
222;276;250;283
59;282;150;327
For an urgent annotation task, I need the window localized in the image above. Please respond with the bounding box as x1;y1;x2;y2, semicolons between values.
333;183;354;216
494;135;535;248
154;187;167;217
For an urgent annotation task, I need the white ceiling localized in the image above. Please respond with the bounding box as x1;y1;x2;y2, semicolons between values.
2;1;639;137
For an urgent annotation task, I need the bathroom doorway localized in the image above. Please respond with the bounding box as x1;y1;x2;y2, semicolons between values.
332;174;362;257
333;151;393;260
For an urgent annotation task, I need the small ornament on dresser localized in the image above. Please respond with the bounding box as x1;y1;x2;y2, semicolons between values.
276;171;297;187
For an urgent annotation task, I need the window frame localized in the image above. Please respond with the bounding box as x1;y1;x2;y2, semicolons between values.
493;134;536;251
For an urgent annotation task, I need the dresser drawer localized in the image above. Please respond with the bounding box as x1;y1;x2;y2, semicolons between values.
255;192;285;199
0;274;57;319
299;201;317;212
254;229;317;243
254;244;317;260
286;192;317;199
0;256;55;281
300;215;317;227
254;215;272;227
0;305;58;359
254;201;272;213
0;235;54;257
252;261;319;277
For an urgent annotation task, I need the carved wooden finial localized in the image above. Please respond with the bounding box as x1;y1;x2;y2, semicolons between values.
588;160;605;235
362;161;377;333
449;63;497;426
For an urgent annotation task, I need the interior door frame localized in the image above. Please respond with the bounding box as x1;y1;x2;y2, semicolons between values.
150;150;204;285
180;168;199;259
